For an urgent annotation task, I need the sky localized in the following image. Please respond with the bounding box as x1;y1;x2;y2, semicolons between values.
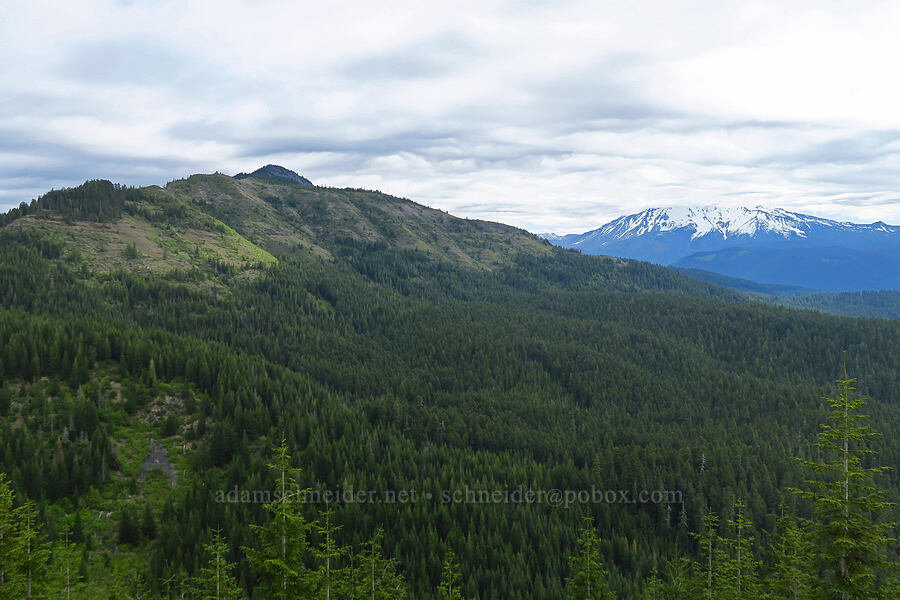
3;0;900;233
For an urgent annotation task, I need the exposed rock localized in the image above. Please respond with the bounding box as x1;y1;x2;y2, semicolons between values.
140;438;177;487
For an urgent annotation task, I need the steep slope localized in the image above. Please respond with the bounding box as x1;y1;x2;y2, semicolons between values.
0;180;276;277
1;170;554;280
165;172;552;269
2;175;900;599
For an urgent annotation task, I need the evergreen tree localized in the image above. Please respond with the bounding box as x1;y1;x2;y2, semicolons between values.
191;528;244;600
883;577;900;600
350;528;406;600
12;502;50;600
437;547;464;600
53;519;84;600
0;473;15;598
70;511;84;545
566;517;616;600
642;569;666;600
118;505;141;547
243;437;311;600
109;559;150;600
642;556;700;600
140;504;157;541
692;510;724;600
793;367;897;599
769;506;813;600
718;499;762;599
308;505;350;599
160;569;189;600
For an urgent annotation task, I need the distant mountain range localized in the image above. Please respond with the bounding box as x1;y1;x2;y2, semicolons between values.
540;206;900;292
673;267;900;319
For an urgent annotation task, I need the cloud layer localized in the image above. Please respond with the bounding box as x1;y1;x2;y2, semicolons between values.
3;0;900;232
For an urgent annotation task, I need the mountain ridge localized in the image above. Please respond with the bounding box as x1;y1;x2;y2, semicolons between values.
541;205;900;291
0;170;556;281
544;205;899;253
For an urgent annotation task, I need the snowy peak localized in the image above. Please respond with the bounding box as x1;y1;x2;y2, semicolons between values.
542;205;900;268
595;206;861;242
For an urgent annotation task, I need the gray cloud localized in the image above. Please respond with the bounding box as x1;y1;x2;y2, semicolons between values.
340;33;477;81
758;130;900;168
57;40;189;85
2;1;900;230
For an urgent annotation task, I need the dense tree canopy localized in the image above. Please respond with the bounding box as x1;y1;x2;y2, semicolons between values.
0;177;897;598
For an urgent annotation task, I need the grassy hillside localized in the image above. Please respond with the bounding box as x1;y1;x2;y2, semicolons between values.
166;174;551;268
1;181;275;276
1;173;898;598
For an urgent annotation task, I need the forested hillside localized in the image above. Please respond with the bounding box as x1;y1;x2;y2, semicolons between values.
676;267;900;319
0;173;897;598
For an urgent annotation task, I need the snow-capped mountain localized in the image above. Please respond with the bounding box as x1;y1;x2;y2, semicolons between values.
590;206;880;241
540;206;900;291
543;206;899;264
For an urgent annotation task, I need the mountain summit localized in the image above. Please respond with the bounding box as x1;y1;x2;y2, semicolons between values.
542;206;900;291
545;206;899;263
593;206;868;241
234;164;313;186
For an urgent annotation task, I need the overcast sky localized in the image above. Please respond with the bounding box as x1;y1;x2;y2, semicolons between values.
3;0;900;233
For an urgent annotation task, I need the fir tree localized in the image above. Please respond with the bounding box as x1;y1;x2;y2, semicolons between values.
70;511;84;545
719;499;762;599
642;569;666;600
243;436;311;600
160;569;189;600
109;559;150;600
140;504;157;541
309;505;350;600
350;528;406;600
437;547;464;600
191;528;244;600
0;473;15;598
793;367;897;599
566;517;616;600
769;505;813;600
642;556;700;600
53;518;83;600
692;510;724;600
13;502;50;600
118;505;140;547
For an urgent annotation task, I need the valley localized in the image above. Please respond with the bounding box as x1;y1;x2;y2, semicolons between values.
1;171;898;598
